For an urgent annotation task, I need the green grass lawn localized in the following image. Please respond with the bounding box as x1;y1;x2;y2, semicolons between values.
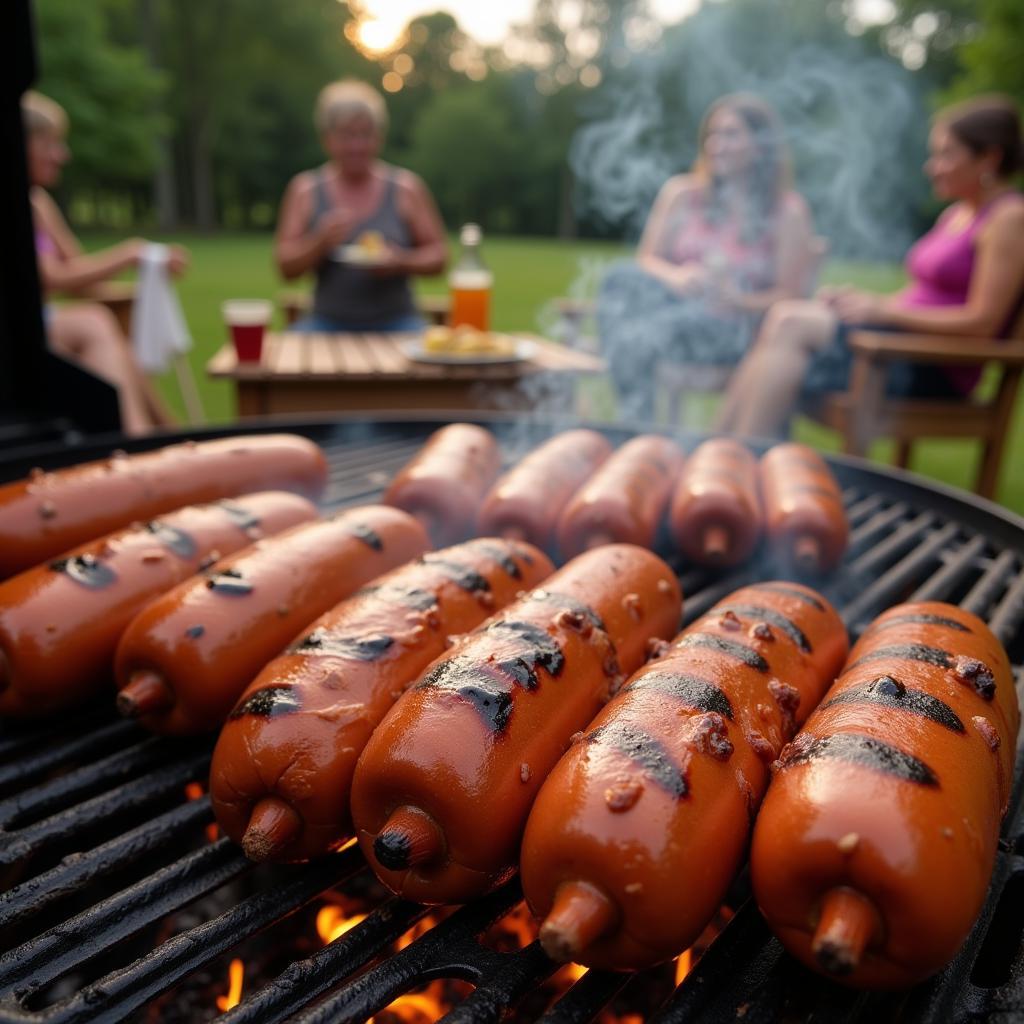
78;231;1024;514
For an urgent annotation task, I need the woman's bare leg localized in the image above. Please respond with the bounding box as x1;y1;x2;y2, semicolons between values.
47;304;154;435
715;300;837;438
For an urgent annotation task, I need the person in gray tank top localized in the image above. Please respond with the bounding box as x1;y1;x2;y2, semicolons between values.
275;80;447;331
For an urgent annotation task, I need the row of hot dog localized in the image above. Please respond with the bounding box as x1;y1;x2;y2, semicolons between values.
0;431;1014;994
383;423;849;573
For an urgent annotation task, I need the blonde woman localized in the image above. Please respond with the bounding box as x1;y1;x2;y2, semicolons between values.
24;91;187;435
275;79;447;331
598;93;814;421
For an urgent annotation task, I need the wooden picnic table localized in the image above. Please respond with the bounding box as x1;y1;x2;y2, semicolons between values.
206;331;606;417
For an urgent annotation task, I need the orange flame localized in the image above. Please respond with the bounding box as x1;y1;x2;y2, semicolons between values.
215;958;245;1012
316;905;368;944
674;948;693;986
373;988;445;1022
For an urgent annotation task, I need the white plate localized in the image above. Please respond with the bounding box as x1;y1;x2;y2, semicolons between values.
400;336;538;366
331;244;387;267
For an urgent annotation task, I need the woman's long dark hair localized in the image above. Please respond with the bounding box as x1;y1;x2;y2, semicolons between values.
693;92;791;241
937;94;1022;179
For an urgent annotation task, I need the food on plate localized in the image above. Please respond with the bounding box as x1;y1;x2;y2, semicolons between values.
384;423;502;546
210;537;553;862
760;443;847;574
751;601;1018;988
0;434;328;580
0;492;316;718
556;434;685;559
669;438;763;568
115;506;429;735
521;581;847;969
351;544;682;905
420;325;517;357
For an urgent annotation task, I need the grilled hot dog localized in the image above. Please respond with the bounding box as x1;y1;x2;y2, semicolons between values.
477;429;612;552
668;438;763;568
210;537;553;862
750;601;1019;988
521;581;847;969
0;492;317;718
760;443;847;573
0;434;328;579
384;424;502;546
115;506;430;735
351;544;682;905
556;435;684;559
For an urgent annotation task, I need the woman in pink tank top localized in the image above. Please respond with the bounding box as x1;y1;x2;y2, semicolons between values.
597;93;815;421
718;95;1024;438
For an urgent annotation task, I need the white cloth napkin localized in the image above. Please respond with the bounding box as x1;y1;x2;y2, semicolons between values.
131;242;192;374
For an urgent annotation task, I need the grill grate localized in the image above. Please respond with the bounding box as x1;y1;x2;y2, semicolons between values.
1;416;1023;1024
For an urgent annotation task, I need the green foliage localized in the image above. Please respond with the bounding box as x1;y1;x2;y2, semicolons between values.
942;0;1024;107
34;0;165;188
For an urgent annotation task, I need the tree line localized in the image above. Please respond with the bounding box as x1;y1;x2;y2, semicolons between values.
31;0;1023;257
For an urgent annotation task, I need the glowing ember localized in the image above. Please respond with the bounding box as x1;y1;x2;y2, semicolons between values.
674;948;693;986
215;958;245;1013
183;781;220;842
316;905;368;944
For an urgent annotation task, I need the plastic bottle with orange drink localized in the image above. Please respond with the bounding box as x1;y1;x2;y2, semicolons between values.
449;223;492;332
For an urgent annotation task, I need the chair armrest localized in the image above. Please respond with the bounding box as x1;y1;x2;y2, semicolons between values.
847;330;1024;367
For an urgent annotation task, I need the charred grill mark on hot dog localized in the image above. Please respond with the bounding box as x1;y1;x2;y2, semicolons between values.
354;584;440;612
868;613;971;634
185;625;205;639
821;675;965;733
204;568;255;596
48;554;117;589
418;658;515;731
293;631;395;661
622;671;734;719
474;541;523;579
419;556;491;594
849;643;952;671
677;633;770;672
776;732;939;787
346;522;384;551
144;520;198;558
747;583;825;611
587;722;689;798
217;501;263;532
486;621;565;689
230;686;302;719
714;605;812;653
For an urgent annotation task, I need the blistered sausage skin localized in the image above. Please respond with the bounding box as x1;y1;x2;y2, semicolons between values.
210;537;552;862
521;581;847;970
556;435;685;559
477;430;613;553
668;438;763;568
0;492;317;718
114;506;430;735
0;434;328;580
760;443;847;573
751;601;1019;989
384;424;502;546
351;544;682;906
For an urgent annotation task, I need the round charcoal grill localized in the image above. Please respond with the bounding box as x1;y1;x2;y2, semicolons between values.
0;413;1022;1024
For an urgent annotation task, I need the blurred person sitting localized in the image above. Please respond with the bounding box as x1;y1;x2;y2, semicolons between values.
275;79;447;332
24;91;187;436
716;95;1024;439
597;92;815;421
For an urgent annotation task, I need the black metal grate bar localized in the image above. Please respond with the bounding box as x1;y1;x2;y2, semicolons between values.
0;795;213;931
536;968;631;1024
0;752;208;869
845;502;911;557
22;848;368;1024
990;564;1024;649
0;839;249;998
909;535;988;603
961;550;1020;619
847;510;937;578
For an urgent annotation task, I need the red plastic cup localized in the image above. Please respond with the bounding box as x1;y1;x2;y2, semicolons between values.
222;300;272;362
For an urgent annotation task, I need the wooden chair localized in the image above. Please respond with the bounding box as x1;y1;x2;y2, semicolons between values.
658;236;830;426
803;308;1024;499
279;291;450;327
81;280;135;336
